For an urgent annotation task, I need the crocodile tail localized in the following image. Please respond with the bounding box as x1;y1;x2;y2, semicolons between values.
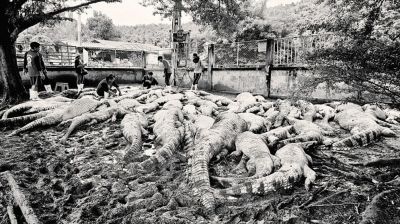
2;104;33;119
124;134;143;163
0;111;49;128
191;143;216;215
183;122;196;183
217;168;302;197
137;136;181;171
61;116;91;142
9;114;62;136
280;134;323;145
332;129;382;149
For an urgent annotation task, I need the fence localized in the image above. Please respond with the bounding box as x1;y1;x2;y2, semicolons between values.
212;33;336;68
273;33;336;66
15;43;76;66
15;42;172;69
84;48;145;68
214;41;268;68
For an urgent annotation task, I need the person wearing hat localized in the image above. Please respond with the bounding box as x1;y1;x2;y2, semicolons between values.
74;54;87;93
96;74;122;98
142;71;158;89
24;41;48;100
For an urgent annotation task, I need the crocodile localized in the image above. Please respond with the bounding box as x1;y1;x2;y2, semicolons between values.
334;103;395;136
114;89;150;102
134;108;185;171
231;132;281;177
191;112;248;215
214;142;316;198
279;116;325;145
254;95;266;102
184;115;215;185
121;112;149;162
153;93;184;105
0;111;51;128
274;99;292;128
187;98;218;117
384;108;400;124
162;100;183;110
263;107;279;120
203;94;234;106
135;102;159;114
8;98;102;136
238;113;271;133
332;104;396;149
117;99;141;111
60;101;128;143
235;92;261;113
315;104;336;124
2;99;67;119
297;100;318;122
362;104;387;120
259;125;295;147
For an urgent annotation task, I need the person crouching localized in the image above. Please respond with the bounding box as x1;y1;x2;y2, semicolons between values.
142;72;158;89
96;74;122;98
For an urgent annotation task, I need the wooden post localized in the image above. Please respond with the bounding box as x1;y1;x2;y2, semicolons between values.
266;39;274;98
207;43;214;91
4;172;40;224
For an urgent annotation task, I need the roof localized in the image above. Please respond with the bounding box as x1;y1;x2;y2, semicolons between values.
65;39;169;52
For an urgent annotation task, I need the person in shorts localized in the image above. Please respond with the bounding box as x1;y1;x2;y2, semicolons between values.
191;53;203;91
24;42;48;99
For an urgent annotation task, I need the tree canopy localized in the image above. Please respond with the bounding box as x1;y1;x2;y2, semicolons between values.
0;0;121;105
87;11;121;40
302;0;400;103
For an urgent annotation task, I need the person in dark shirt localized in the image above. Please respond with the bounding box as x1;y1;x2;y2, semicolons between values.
142;72;158;89
158;56;172;87
24;42;48;99
96;74;122;98
74;54;87;93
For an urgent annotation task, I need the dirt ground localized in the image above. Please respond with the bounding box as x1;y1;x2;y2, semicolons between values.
0;91;400;224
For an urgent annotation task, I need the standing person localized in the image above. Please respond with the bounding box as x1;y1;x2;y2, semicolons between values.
158;56;172;88
142;72;158;89
74;54;87;93
191;53;203;91
24;41;48;100
96;74;122;98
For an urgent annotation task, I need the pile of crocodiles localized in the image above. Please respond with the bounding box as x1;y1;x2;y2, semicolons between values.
2;86;400;217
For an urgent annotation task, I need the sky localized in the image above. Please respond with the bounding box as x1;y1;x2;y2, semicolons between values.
79;0;301;26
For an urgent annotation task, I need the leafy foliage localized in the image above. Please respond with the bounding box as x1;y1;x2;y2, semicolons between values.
87;11;121;40
301;0;400;103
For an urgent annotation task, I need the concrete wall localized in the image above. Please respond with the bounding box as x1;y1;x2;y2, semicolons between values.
212;69;267;95
20;67;143;89
270;69;356;100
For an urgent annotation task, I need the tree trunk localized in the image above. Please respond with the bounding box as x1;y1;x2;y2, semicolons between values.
0;36;28;108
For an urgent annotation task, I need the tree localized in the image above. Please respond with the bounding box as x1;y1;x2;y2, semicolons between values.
87;11;121;40
0;0;120;107
140;0;249;37
299;0;400;104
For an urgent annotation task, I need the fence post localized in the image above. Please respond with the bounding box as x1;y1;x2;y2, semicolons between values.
236;42;239;66
207;43;214;91
265;39;274;98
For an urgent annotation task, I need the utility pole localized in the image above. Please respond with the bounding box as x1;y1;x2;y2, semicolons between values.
77;13;82;47
171;0;191;87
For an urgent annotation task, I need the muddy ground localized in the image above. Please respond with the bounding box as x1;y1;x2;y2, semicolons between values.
0;92;400;224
